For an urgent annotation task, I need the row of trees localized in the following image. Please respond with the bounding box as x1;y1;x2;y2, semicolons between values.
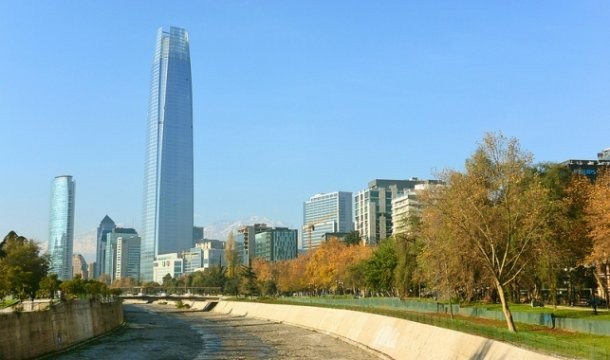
223;133;610;333
0;231;117;302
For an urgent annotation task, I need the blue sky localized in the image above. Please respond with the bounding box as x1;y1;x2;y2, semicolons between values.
1;1;610;260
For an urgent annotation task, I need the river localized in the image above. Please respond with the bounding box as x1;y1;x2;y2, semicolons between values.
52;303;384;359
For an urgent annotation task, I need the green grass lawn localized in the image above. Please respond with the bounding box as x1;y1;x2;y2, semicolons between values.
0;299;19;309
465;302;610;320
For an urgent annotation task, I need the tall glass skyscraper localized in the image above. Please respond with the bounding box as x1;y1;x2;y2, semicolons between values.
48;175;75;280
141;26;194;281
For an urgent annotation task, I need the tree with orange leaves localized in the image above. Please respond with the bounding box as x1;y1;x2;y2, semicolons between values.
583;169;610;262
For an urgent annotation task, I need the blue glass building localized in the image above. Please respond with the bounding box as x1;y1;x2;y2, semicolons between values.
141;26;194;281
48;175;75;280
303;191;353;250
95;215;116;279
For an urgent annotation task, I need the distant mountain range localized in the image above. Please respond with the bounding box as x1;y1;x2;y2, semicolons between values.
202;216;290;241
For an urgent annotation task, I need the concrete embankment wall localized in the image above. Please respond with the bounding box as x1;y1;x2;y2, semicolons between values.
209;301;558;360
0;300;123;360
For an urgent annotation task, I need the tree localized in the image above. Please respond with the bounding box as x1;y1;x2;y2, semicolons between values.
224;232;240;278
37;274;61;299
583;169;610;262
420;133;553;332
532;163;591;306
59;274;86;299
393;232;423;299
239;266;260;297
363;239;397;296
162;273;175;288
343;231;361;246
0;231;49;300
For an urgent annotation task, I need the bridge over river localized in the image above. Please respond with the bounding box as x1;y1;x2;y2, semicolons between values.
53;303;384;360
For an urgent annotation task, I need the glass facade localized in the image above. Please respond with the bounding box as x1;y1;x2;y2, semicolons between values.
106;228;140;283
48;175;75;280
255;228;298;262
302;191;353;250
141;26;194;281
95;215;116;279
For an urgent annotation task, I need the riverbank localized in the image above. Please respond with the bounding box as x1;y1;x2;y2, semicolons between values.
0;300;123;360
207;300;558;360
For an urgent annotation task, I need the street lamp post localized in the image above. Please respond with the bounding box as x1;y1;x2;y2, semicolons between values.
564;267;574;306
591;264;598;315
602;258;610;309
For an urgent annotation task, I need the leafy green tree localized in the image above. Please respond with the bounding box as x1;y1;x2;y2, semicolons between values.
239;266;260;297
202;266;227;288
59;274;87;299
364;239;397;295
343;231;361;246
393;231;423;299
0;231;49;300
162;273;176;293
261;280;277;297
37;274;61;299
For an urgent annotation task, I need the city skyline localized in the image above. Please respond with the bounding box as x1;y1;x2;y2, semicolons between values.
141;26;195;281
2;2;610;263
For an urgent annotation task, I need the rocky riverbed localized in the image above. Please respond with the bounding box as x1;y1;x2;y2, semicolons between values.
53;303;384;360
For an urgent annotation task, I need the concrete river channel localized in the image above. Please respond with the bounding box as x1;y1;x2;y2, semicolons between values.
52;303;383;360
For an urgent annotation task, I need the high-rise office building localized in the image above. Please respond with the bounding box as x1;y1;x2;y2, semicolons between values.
193;226;204;246
354;179;441;245
48;175;75;280
95;215;116;279
105;228;140;283
303;192;353;251
141;26;194;281
255;227;298;262
236;223;269;266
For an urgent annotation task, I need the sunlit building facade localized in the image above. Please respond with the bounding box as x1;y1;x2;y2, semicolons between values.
72;254;88;280
391;181;443;235
105;228;140;283
354;179;441;245
48;175;75;280
141;26;194;281
255;227;298;262
236;223;269;265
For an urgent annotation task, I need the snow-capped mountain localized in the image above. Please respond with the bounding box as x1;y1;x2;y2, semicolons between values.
203;216;291;241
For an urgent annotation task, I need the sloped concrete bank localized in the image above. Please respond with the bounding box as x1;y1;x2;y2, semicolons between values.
0;300;123;360
208;301;558;360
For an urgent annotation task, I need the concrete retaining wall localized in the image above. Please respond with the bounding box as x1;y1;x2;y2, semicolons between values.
0;300;123;360
209;301;559;360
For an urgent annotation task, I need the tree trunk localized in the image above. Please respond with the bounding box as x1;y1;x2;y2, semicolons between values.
495;279;516;332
